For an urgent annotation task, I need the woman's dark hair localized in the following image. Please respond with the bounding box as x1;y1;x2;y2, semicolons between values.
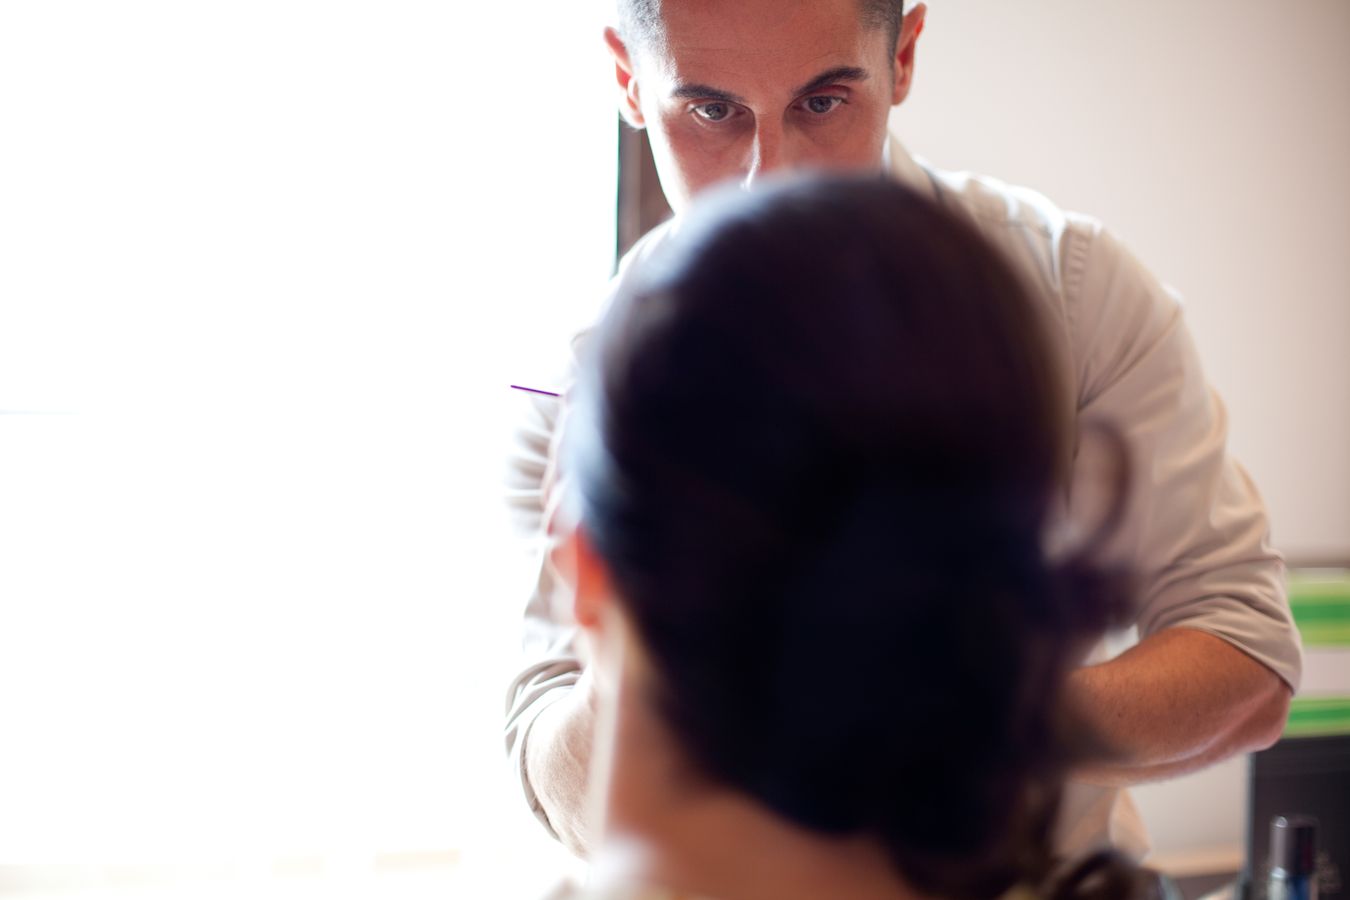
568;175;1138;899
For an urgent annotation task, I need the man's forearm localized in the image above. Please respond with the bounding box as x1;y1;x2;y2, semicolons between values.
524;671;599;857
1070;627;1291;787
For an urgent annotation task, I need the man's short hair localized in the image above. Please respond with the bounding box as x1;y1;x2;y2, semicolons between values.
617;0;905;61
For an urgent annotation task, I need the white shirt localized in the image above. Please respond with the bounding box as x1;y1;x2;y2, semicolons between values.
503;136;1304;860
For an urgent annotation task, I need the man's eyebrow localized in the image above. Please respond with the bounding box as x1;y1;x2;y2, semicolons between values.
668;66;869;104
792;65;869;96
670;83;747;104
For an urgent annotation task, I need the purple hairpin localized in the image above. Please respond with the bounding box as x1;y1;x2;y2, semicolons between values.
510;384;561;398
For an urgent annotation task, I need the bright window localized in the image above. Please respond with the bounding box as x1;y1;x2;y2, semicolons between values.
0;1;614;892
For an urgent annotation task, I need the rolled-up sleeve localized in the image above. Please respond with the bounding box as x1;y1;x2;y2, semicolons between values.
1062;219;1302;690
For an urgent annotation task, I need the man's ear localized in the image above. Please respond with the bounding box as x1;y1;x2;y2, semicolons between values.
604;26;646;128
891;3;926;106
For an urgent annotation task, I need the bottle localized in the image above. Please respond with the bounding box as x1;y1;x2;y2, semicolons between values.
1268;815;1318;900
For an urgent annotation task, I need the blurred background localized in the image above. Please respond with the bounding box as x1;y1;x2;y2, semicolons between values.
0;0;1345;896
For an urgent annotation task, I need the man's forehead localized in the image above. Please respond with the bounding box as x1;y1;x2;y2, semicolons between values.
660;0;862;46
646;0;882;95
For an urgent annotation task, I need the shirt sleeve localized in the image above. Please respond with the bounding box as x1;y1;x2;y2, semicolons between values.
502;335;586;842
502;221;678;841
1061;218;1302;690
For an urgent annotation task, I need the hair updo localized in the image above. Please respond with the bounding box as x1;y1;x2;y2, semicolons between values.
568;175;1138;899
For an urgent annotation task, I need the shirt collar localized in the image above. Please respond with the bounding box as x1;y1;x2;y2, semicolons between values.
885;132;937;201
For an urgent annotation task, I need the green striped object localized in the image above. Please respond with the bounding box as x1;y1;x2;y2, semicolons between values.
1284;695;1350;737
1288;568;1350;647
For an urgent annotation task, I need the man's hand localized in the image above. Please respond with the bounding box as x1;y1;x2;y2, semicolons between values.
1069;627;1292;787
541;390;574;538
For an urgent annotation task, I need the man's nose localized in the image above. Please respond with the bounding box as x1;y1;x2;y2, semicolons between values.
743;126;786;190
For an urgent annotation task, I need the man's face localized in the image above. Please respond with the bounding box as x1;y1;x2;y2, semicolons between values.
609;0;922;212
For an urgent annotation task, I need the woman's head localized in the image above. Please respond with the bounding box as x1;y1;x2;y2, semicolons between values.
566;175;1132;898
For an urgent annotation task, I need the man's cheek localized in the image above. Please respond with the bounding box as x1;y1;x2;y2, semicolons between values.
662;130;723;191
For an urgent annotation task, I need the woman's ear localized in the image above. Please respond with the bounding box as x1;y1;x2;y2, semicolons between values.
566;525;614;631
604;26;646;128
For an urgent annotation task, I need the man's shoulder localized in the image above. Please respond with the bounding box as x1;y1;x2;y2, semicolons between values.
615;218;680;283
912;157;1104;296
555;219;680;372
915;157;1086;235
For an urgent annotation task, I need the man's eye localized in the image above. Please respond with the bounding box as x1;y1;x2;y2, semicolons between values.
692;102;732;122
803;95;843;115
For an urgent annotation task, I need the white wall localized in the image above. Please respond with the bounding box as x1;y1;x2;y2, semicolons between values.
896;0;1350;563
894;0;1350;862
